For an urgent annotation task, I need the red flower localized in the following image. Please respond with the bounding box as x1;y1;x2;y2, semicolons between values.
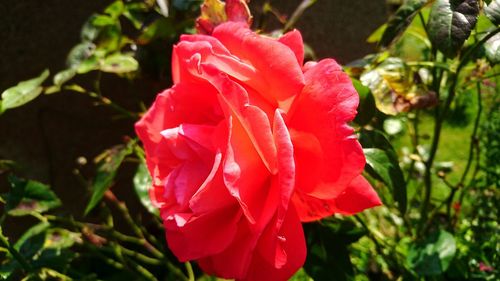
135;22;381;280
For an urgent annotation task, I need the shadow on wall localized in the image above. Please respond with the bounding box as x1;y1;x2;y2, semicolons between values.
0;0;388;237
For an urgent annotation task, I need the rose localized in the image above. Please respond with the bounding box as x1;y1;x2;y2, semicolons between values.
135;22;381;280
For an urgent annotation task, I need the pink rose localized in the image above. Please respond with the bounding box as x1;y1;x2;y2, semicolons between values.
135;22;381;280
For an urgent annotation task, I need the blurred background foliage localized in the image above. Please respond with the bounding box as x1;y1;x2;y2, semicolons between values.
0;0;499;280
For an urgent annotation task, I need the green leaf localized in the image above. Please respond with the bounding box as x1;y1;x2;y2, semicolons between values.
104;0;125;19
407;230;457;276
123;2;149;29
360;57;407;115
303;219;366;281
5;176;61;216
84;141;136;215
289;268;313;281
485;0;500;25
353;79;376;126
100;53;139;74
367;24;387;43
43;228;81;250
13;223;79;272
53;69;76;87
14;222;50;251
484;33;500;63
428;0;480;57
66;42;96;69
380;0;429;47
363;144;407;214
137;17;176;45
0;70;49;113
77;56;100;74
133;162;159;216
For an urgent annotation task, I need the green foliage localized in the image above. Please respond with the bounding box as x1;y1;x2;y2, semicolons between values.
358;129;407;214
485;0;500;25
353;79;376;126
407;229;457;276
428;0;480;57
84;140;136;215
484;33;500;63
4;176;61;216
0;70;49;114
133;161;159;216
303;219;366;281
379;0;430;47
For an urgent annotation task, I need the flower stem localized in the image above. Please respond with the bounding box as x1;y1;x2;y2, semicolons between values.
0;226;33;273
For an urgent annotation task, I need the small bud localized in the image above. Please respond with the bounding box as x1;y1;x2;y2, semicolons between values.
76;156;88;166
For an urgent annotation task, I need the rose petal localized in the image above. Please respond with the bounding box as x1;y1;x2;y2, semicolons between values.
333;175;382;215
188;61;278;174
278;29;304;66
198;220;257;279
289;59;365;200
246;206;306;281
272;110;295;230
223;115;273;224
164;205;242;261
197;178;282;279
212;22;304;109
292;175;381;222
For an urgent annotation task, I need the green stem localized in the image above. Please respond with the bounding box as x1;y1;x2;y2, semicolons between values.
0;227;33;273
185;262;195;281
63;85;137;120
445;81;483;220
418;27;500;235
120;246;163;265
104;191;164;259
406;110;420;183
283;0;317;31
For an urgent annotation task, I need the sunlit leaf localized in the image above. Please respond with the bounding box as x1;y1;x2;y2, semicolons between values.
289;268;313;281
84;140;136;215
123;2;149;29
380;0;429;47
157;0;170;17
484;33;500;63
485;0;500;25
0;69;49;113
133;161;158;216
67;42;96;69
53;69;76;87
137;17;176;45
428;0;480;57
14;222;50;251
360;58;406;115
353;79;376;126
367;24;387;43
407;230;457;276
100;53;139;74
104;0;125;19
5;176;61;216
43;228;82;250
361;130;407;214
